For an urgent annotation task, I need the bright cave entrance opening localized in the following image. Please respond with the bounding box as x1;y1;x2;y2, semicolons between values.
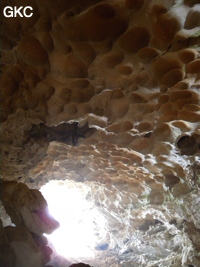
40;180;106;261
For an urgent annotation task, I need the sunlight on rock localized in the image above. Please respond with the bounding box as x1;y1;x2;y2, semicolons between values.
1;0;200;266
40;180;106;261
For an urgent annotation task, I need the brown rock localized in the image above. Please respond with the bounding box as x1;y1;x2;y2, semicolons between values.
153;14;181;45
82;3;127;41
185;222;200;251
0;1;200;266
69;263;92;267
5;225;43;267
138;47;161;63
177;135;199;155
125;0;144;10
184;0;200;6
100;51;124;68
179;49;198;63
152;56;183;79
184;10;200;29
0;180;60;235
117;27;150;53
159;69;185;87
0;220;16;267
164;174;180;190
172;183;192;197
17;36;49;66
186;59;200;74
71;42;96;64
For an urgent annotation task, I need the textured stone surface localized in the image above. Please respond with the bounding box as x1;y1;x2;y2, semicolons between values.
0;219;16;267
0;180;56;267
0;180;59;235
69;264;92;267
0;0;200;266
4;225;48;267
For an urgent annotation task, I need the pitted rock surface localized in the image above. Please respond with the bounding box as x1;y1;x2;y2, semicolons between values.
0;0;200;266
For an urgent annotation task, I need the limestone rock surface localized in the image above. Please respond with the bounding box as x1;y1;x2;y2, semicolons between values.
0;180;60;235
0;0;200;266
0;219;16;267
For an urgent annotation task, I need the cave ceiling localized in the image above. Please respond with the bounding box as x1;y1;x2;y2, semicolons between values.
0;0;200;266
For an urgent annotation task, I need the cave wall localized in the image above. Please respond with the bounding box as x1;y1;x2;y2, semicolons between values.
0;0;200;266
0;179;59;267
